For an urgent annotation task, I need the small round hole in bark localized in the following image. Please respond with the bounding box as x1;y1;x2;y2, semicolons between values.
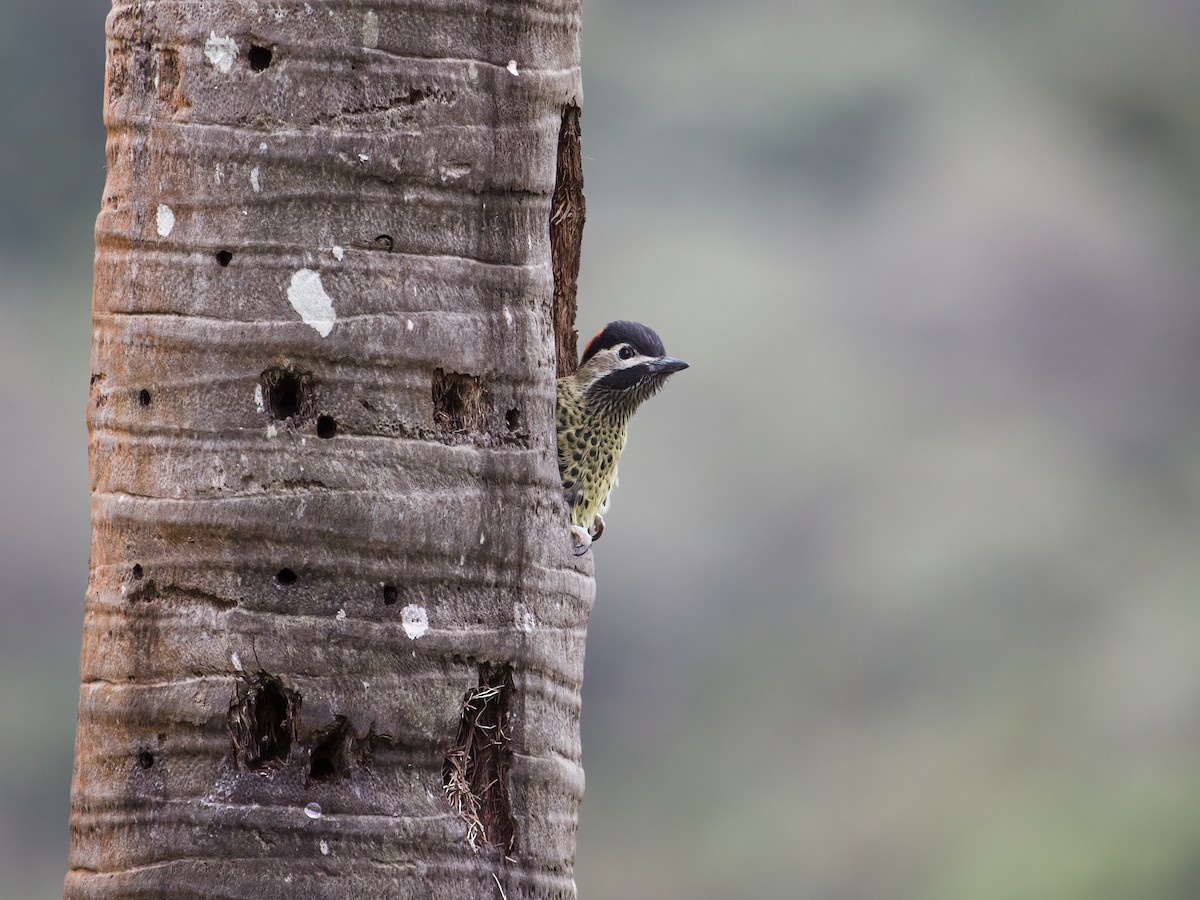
248;45;273;71
316;415;337;439
382;584;398;605
215;250;233;267
274;568;297;586
374;234;394;251
506;408;521;432
138;389;152;407
137;751;154;769
131;564;143;579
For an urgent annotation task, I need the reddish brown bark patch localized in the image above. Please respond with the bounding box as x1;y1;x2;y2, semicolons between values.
443;664;517;851
551;103;586;378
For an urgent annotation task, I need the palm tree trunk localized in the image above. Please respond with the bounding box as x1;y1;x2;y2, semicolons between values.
68;2;590;897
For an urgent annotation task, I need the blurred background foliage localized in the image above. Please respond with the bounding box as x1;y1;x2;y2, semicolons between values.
3;0;1200;897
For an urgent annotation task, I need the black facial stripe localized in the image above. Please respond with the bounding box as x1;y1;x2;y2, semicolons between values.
581;321;666;366
590;362;652;393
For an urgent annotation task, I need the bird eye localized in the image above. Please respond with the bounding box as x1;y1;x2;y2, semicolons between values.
618;345;636;360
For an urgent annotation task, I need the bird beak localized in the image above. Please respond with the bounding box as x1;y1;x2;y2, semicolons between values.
649;357;689;375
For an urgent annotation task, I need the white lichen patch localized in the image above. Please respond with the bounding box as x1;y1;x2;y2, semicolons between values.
331;245;344;261
335;607;347;621
287;268;337;337
250;166;261;192
514;602;536;634
266;423;278;439
253;383;265;413
405;319;414;332
155;204;175;237
468;61;478;80
204;34;238;73
401;605;429;640
506;60;519;76
319;839;330;856
362;10;379;48
231;651;244;672
503;305;513;326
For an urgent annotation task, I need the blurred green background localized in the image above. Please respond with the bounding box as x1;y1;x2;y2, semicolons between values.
4;0;1200;897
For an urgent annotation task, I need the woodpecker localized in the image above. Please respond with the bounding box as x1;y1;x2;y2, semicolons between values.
556;321;689;556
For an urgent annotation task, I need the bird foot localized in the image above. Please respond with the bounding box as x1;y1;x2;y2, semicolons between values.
570;524;593;556
590;514;605;543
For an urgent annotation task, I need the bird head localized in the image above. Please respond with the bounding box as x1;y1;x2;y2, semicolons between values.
576;320;689;416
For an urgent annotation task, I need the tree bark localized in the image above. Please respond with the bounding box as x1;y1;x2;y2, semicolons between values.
68;2;590;898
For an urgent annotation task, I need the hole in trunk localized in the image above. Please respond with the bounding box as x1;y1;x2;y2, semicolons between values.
316;415;337;439
248;45;273;71
229;672;300;772
260;367;313;421
442;663;517;851
432;369;492;434
308;716;353;782
274;568;297;586
215;249;233;267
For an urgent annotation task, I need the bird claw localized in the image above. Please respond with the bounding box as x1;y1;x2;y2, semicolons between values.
590;514;605;543
570;524;593;556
